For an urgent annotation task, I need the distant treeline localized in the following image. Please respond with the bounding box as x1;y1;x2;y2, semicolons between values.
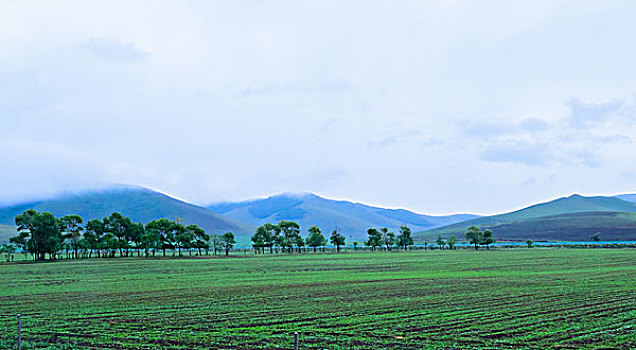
4;209;236;261
1;209;498;262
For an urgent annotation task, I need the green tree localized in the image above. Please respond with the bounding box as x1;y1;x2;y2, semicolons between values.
9;233;28;261
276;220;301;253
447;235;457;250
396;225;413;251
381;227;395;251
591;232;601;242
210;233;221;255
482;229;495;250
221;232;236;255
330;228;345;252
366;228;382;251
146;218;177;257
60;214;83;259
1;243;15;262
104;212;132;257
436;235;446;250
83;219;104;258
295;235;305;253
187;224;209;255
14;209;63;261
465;226;483;250
128;222;145;257
306;225;327;252
173;222;192;256
142;227;161;257
251;225;268;254
103;232;119;257
526;239;533;248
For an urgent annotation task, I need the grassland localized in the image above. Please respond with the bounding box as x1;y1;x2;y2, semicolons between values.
0;249;634;349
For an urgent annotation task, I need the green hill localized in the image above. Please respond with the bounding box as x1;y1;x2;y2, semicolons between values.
470;211;636;241
0;186;253;241
0;225;17;244
418;194;636;241
208;193;479;241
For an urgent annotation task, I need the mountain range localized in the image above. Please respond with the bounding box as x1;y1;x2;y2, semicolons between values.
1;185;636;245
207;192;478;240
0;186;251;240
418;194;636;242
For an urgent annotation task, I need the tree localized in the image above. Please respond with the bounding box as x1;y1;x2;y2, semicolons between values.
145;218;177;257
366;228;382;251
330;228;345;252
526;239;533;248
591;232;601;242
1;243;15;262
381;227;395;251
84;219;104;258
128;222;145;257
173;222;192;256
210;233;222;255
262;223;277;253
436;235;446;250
396;225;413;251
278;220;301;253
221;232;236;255
295;235;305;253
482;229;495;250
142;228;161;257
187;224;209;256
9;233;28;261
251;225;269;254
465;226;483;250
14;209;63;261
447;235;457;250
306;225;327;252
60;214;83;259
103;212;132;257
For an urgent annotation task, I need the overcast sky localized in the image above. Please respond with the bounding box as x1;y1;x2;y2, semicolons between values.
2;1;636;214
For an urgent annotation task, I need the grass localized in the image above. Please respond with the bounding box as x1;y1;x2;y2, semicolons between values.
0;249;634;349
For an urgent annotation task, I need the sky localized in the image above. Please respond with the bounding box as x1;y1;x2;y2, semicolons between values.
1;0;636;215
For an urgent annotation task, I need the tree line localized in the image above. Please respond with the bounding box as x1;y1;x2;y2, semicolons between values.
3;209;498;262
250;222;418;253
7;209;237;261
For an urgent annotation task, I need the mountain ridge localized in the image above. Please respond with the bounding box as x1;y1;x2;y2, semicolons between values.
208;192;479;241
0;186;253;241
418;193;636;241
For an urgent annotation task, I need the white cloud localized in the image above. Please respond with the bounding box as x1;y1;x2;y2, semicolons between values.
1;1;636;214
78;38;149;62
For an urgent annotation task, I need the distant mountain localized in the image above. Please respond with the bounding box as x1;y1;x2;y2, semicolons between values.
0;186;252;240
418;194;636;241
472;211;636;241
0;225;17;244
614;193;636;203
207;192;479;241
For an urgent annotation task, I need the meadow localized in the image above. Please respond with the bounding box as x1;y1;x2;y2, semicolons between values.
0;249;634;349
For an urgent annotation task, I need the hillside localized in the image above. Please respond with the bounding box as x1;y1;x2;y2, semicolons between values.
418;194;636;241
208;193;479;241
473;211;636;241
0;225;17;244
0;186;253;240
614;193;636;203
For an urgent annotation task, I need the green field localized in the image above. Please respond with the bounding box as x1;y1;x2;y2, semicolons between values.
1;249;635;349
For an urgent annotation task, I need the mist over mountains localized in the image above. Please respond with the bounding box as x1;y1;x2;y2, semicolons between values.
1;185;636;244
207;192;479;240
